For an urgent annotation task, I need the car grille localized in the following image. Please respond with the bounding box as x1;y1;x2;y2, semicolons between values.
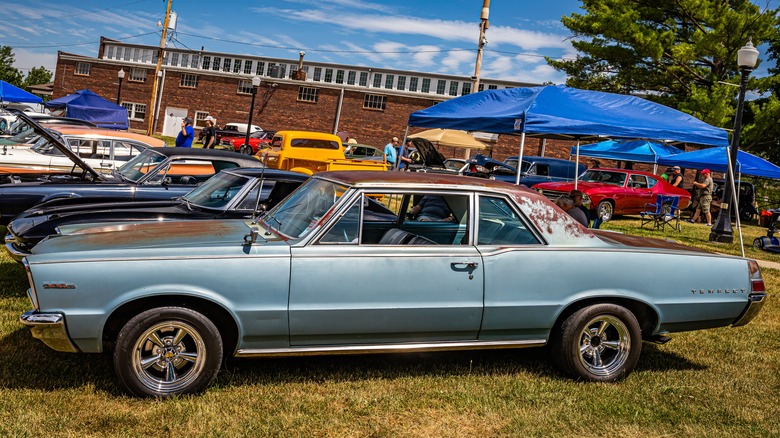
537;189;567;202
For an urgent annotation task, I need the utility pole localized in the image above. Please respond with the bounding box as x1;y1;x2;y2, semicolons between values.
147;0;173;136
472;0;490;92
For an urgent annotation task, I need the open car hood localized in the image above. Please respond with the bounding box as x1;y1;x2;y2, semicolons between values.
408;138;446;167
11;110;103;181
469;154;517;174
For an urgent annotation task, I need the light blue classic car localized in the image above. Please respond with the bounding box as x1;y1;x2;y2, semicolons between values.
20;171;767;397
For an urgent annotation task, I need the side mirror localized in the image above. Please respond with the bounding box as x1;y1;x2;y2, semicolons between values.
162;176;172;186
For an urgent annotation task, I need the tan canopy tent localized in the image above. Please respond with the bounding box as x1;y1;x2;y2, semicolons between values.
408;128;487;150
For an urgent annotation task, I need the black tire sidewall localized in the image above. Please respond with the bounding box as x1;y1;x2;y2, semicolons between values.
551;304;642;382
113;306;223;398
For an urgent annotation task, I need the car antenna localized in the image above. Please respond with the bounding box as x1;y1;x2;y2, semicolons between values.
251;152;269;224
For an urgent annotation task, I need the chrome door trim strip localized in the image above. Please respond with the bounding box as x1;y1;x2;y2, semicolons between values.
235;339;546;357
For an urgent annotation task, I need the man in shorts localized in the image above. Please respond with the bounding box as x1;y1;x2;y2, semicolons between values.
688;168;713;226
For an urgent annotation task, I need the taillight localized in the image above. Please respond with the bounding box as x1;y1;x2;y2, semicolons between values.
748;260;765;292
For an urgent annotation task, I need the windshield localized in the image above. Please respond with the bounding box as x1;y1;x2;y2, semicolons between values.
116;148;167;182
184;171;252;209
261;178;349;239
503;158;531;172
580;170;627;186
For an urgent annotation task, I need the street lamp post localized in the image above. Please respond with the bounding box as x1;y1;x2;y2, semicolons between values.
243;76;261;154
116;69;125;104
709;40;759;243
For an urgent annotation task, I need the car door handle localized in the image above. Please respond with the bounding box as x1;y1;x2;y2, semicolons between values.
452;261;479;269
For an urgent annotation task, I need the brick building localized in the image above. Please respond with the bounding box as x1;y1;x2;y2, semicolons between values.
52;37;591;163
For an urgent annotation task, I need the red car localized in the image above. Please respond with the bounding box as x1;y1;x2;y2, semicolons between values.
533;168;691;221
220;130;276;155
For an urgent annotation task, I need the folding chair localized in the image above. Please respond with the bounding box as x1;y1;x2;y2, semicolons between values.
658;196;682;232
640;195;665;229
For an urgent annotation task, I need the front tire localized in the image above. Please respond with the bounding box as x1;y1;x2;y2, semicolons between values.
550;304;641;382
596;200;614;222
240;144;253;155
113;307;223;398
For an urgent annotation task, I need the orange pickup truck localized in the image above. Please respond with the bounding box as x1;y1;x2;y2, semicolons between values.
256;131;389;175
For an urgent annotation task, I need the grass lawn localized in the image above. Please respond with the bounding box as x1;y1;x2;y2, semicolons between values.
0;218;778;436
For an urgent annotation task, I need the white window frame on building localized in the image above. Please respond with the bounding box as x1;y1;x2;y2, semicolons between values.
449;81;459;96
397;76;406;91
436;79;447;95
297;86;319;103
359;72;368;87
256;61;265;76
75;62;91;76
180;74;199;88
129;68;147;82
347;71;356;85
372;74;383;88
237;79;254;95
171;52;179;66
324;68;333;83
363;94;387;111
313;67;322;81
212;57;221;71
244;60;253;74
202;56;211;70
384;74;394;89
409;77;419;92
421;78;431;93
121;102;147;121
194;111;210;128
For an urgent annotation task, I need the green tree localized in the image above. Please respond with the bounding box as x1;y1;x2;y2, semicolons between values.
23;66;52;88
547;0;777;129
0;46;23;86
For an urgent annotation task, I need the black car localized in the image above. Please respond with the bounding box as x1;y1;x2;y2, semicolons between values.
4;168;307;261
0;145;261;225
711;179;758;221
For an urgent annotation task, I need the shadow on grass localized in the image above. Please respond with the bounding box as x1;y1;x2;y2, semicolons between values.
0;328;706;394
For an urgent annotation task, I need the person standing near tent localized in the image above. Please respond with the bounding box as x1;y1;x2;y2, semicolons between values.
176;117;195;148
383;137;398;168
688;169;713;226
668;166;684;188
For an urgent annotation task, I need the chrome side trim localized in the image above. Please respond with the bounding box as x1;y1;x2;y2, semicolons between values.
5;241;29;263
19;310;78;353
235;339;546;358
732;292;768;327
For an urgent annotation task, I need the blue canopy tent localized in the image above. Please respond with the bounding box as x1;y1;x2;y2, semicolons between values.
408;85;728;185
657;147;780;179
44;89;128;129
571;139;684;173
0;80;43;104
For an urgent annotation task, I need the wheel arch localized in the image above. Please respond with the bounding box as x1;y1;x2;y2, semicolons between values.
551;296;659;339
103;295;239;356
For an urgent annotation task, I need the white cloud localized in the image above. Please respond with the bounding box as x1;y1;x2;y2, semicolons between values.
441;50;475;73
13;48;57;74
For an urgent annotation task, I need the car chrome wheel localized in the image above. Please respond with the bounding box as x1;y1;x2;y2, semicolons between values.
240;145;252;155
577;315;630;377
131;320;207;394
597;200;613;221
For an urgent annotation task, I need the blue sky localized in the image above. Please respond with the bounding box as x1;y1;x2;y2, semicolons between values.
0;0;776;84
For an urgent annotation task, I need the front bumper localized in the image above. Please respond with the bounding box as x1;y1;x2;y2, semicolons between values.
19;310;78;353
732;292;768;327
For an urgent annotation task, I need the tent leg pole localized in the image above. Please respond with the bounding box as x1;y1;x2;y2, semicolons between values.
515;133;526;185
540;138;546;157
574;140;580;190
399;126;410;171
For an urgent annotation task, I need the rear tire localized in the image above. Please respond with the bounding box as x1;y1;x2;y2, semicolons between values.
550;304;641;382
113;307;223;398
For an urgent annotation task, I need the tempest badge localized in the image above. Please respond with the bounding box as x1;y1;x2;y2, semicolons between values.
43;283;76;289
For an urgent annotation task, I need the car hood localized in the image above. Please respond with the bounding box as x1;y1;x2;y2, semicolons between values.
10;200;185;235
409;138;446;167
30;219;285;260
469;154;517;173
532;181;612;191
